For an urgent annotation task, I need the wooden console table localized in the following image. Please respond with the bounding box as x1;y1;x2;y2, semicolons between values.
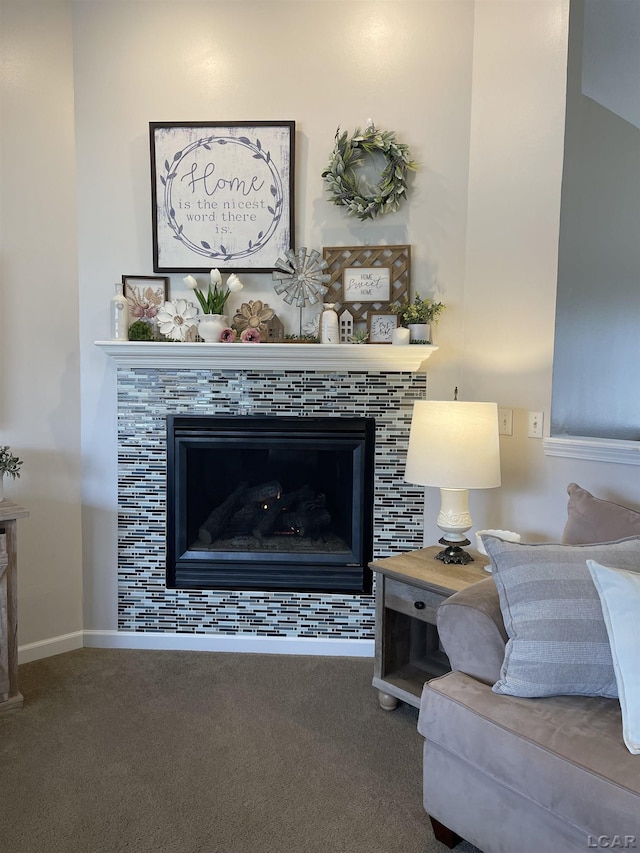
0;502;29;714
370;545;488;710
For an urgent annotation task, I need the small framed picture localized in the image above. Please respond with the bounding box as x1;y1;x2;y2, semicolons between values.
342;266;391;304
367;312;398;344
122;275;168;329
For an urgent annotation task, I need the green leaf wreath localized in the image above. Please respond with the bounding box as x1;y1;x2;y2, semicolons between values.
321;124;417;221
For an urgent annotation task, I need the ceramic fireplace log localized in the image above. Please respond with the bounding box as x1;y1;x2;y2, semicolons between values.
198;482;248;545
199;480;283;544
241;481;282;504
228;484;315;538
279;506;332;537
252;501;283;540
228;503;265;535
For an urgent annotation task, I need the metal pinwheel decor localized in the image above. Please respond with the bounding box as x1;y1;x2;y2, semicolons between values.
272;247;331;308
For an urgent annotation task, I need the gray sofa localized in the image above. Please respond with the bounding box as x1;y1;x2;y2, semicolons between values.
417;484;640;852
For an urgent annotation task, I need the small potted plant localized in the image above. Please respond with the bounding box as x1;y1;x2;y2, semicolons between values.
0;445;23;502
128;320;155;341
390;294;445;342
348;329;369;345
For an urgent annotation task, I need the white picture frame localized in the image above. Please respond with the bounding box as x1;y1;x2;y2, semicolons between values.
342;266;391;304
367;312;398;344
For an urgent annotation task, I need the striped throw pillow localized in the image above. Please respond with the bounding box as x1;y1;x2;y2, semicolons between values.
481;535;640;698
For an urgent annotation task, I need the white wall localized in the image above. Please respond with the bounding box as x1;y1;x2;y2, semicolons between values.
74;0;476;632
454;0;640;548
0;0;84;652
449;0;573;543
2;0;638;653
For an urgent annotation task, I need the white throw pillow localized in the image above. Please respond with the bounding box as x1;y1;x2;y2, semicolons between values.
587;560;640;755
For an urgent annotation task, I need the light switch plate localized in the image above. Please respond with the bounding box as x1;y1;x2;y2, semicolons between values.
498;408;513;436
528;411;544;438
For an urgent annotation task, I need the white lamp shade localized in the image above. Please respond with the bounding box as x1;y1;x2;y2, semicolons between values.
405;400;501;489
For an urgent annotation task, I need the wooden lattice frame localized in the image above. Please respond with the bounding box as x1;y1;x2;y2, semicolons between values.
322;245;410;322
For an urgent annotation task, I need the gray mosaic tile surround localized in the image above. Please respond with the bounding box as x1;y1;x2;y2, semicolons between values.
117;368;427;639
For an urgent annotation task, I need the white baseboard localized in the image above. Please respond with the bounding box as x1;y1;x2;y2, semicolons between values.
18;631;84;664
19;630;374;662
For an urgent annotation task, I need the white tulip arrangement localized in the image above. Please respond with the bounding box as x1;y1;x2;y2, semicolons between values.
183;268;243;315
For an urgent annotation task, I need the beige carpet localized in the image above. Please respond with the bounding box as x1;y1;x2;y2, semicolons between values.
0;649;480;853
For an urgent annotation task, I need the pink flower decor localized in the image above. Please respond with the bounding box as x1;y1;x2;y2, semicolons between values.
220;327;236;343
240;327;261;343
128;285;163;321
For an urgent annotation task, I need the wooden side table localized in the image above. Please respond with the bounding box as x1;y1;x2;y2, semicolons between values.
0;501;29;715
370;545;488;710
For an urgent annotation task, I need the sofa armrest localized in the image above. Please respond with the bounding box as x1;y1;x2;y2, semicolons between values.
436;577;508;686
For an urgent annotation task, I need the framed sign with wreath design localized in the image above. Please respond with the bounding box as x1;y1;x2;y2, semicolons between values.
150;121;295;273
322;245;410;322
367;312;398;344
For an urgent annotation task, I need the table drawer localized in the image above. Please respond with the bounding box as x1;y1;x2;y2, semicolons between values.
384;578;446;623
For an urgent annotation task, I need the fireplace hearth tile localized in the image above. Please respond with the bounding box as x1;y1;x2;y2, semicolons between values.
117;369;426;640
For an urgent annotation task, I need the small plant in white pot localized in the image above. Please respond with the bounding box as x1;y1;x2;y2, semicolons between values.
390;294;445;342
0;446;23;501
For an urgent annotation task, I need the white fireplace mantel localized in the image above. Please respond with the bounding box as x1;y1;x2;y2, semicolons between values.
95;341;438;372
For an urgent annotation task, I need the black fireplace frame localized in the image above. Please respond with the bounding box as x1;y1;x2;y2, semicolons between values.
166;415;375;593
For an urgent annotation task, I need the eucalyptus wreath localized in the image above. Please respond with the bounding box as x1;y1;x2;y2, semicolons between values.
321;124;417;221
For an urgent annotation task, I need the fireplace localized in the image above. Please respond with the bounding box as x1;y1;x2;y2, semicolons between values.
166;414;375;593
109;359;429;640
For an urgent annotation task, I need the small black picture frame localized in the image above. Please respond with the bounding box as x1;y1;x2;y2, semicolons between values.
150;121;295;273
122;275;168;330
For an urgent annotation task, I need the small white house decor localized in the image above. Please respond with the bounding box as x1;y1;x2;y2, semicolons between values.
321;122;417;221
339;309;354;343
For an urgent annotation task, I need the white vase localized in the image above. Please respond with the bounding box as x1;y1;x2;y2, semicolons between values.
407;323;430;343
198;314;228;343
110;282;129;341
320;304;340;344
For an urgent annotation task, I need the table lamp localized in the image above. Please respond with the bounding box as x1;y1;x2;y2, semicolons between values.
405;397;501;564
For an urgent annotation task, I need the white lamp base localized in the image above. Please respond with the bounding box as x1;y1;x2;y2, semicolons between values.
435;488;475;564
